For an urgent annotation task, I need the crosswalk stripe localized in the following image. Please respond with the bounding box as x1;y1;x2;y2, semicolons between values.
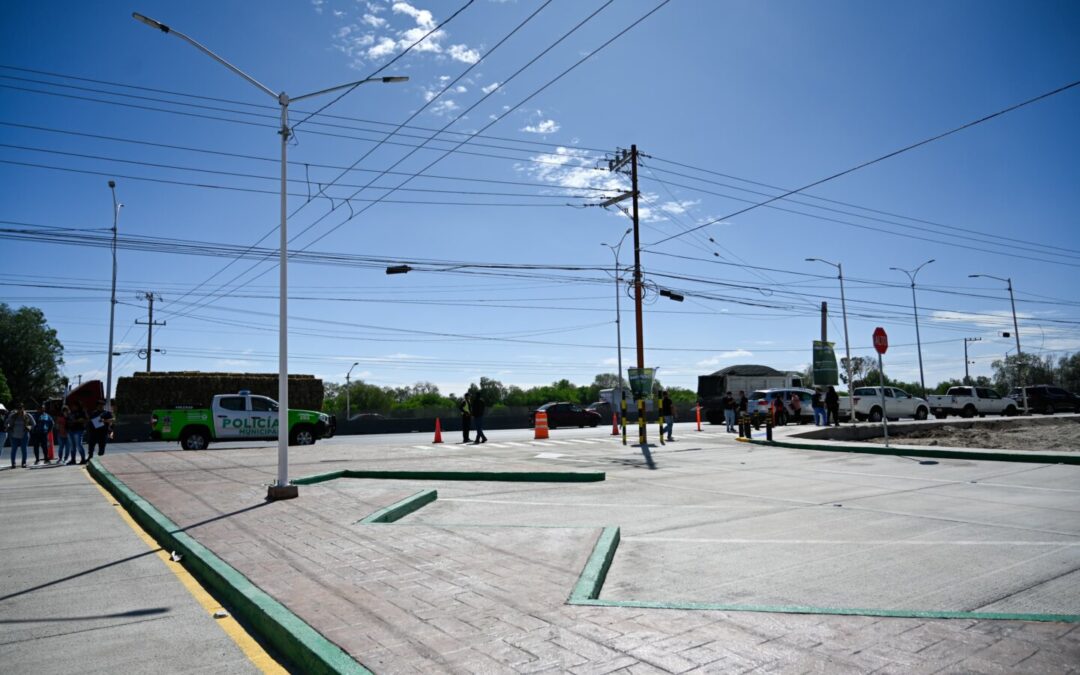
484;443;510;448
412;445;433;450
545;440;574;446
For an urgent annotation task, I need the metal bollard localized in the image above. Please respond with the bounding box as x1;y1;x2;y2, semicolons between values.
765;418;773;442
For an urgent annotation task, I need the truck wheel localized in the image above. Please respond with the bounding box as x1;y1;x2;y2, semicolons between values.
1042;404;1054;415
961;405;977;418
914;407;928;421
289;425;316;446
869;408;883;423
180;428;210;451
1004;405;1018;417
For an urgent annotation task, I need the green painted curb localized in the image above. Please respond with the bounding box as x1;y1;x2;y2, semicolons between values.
568;527;621;602
359;489;438;524
746;438;1080;465
88;459;371;674
295;469;606;485
573;598;1080;623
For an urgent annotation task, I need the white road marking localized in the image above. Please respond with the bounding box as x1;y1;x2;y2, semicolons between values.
484;443;510;448
545;440;574;446
412;445;433;450
502;442;529;447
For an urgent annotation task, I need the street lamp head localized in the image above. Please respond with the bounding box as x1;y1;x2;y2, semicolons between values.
132;12;170;33
108;180;116;188
386;264;412;275
380;76;409;83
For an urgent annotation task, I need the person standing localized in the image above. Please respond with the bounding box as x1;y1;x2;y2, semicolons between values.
31;403;54;465
458;393;472;444
789;392;803;424
771;394;786;427
67;403;88;465
826;386;840;427
661;391;674;441
811;388;826;426
5;403;34;468
86;400;114;457
722;391;736;433
471;394;487;444
55;405;70;464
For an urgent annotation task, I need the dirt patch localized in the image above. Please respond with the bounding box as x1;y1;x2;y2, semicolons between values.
865;417;1080;452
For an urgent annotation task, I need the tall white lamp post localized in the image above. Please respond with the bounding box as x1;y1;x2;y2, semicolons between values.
969;274;1027;415
890;259;934;397
134;13;407;499
345;361;359;422
602;227;633;445
105;181;121;411
806;258;853;423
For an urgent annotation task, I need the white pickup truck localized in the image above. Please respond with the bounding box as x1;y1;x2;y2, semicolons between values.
852;386;930;422
926;386;1019;419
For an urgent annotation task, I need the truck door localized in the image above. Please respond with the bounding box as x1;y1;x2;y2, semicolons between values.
214;395;249;439
249;396;279;439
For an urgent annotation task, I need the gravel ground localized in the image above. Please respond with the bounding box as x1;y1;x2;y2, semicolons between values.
865;417;1080;451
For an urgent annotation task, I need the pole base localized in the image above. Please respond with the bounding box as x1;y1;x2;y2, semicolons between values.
266;484;298;501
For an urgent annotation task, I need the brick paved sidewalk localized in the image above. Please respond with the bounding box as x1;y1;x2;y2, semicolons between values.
98;439;1080;674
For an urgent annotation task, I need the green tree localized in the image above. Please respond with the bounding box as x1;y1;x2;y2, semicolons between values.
0;304;64;405
991;353;1055;393
840;356;873;386
0;370;11;405
1057;352;1080;391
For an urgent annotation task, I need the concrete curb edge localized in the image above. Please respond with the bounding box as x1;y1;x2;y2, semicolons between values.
88;459;371;675
568;526;621;603
745;438;1080;465
294;469;606;484
359;489;438;524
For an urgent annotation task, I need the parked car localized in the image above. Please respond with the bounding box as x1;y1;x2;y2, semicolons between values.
747;388;813;426
927;386;1018;419
1008;385;1080;414
852;387;930;422
530;402;601;429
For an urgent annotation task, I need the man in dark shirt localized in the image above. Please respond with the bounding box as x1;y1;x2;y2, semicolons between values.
722;391;736;433
458;393;472;443
661;391;674;441
825;386;840;427
471;394;487;444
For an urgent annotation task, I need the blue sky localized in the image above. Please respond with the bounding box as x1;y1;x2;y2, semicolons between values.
2;0;1079;399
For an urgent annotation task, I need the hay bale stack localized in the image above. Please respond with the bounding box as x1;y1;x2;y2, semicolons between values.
115;372;323;414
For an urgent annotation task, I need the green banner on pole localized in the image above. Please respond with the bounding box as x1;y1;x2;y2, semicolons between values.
627;368;656;399
813;341;839;385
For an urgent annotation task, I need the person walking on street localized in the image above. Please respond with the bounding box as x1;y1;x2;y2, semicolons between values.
67;403;88;464
458;393;472;444
789;392;803;424
31;403;54;464
826;386;840;427
811;388;826;426
661;391;675;441
722;391;736;433
86;400;114;457
772;395;786;427
471;394;487;444
55;405;70;464
5;403;34;468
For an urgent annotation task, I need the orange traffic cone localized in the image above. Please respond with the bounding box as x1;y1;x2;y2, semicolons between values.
433;417;443;444
611;412;619;436
534;411;549;439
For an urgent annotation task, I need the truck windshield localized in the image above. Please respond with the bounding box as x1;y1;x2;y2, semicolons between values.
250;397;278;412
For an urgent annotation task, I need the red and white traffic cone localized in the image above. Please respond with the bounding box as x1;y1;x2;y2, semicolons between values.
433;418;443;444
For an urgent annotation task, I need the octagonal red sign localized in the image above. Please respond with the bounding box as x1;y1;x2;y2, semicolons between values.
873;327;888;354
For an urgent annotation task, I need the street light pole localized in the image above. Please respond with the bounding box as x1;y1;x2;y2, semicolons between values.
602;228;632;445
807;258;853;423
105;181;121;412
134;12;407;500
345;362;359;422
969;274;1027;414
890;259;934;397
963;337;981;384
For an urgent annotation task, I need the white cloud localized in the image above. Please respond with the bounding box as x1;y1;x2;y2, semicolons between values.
454;85;468;93
393;2;436;29
368;36;398;59
696;351;754;368
312;0;325;14
430;99;459;115
522;119;560;134
362;13;387;28
448;44;481;63
481;81;499;94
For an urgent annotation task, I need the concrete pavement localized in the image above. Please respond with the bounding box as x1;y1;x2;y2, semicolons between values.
81;423;1080;673
0;461;275;674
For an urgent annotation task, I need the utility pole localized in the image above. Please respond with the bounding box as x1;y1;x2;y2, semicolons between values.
606;145;653;468
135;292;166;372
963;337;981;385
105;181;121;411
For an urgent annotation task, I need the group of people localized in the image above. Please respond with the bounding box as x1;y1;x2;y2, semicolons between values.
2;400;114;468
715;387;843;430
719;390;751;432
457;392;488;444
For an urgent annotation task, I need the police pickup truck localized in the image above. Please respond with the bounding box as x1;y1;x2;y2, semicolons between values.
150;391;330;450
926;386;1019;420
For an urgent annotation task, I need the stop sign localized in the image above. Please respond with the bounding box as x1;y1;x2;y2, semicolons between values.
873;327;888;354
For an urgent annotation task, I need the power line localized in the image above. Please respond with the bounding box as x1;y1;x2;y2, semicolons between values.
648;76;1080;246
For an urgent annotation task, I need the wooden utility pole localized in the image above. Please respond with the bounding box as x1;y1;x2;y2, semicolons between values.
135;292;166;372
